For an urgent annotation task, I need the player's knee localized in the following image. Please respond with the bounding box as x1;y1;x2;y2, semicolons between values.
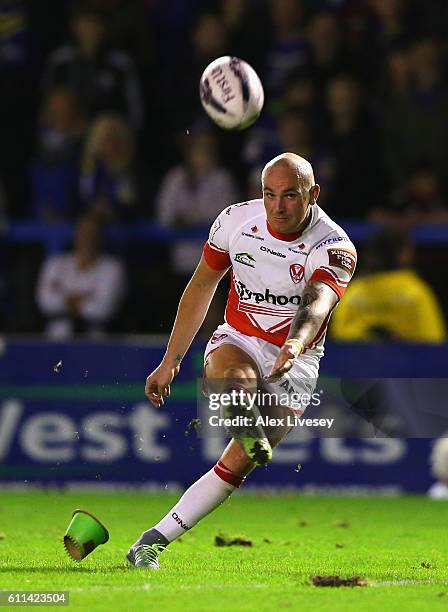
223;366;246;381
223;366;257;382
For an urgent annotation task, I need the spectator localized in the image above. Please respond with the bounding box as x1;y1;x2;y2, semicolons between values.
263;0;309;99
371;46;410;187
243;107;334;208
380;46;411;99
428;436;448;500
330;228;446;343
220;0;269;74
380;38;448;186
157;130;238;274
31;88;85;222
282;67;318;113
243;66;321;171
80;114;139;222
371;160;448;226
275;109;334;209
155;129;238;334
89;0;156;72
307;11;352;97
322;74;386;216
161;12;230;136
4;0;448;337
36;213;126;339
0;0;29;64
35;88;85;165
368;0;415;50
342;0;415;85
273;108;315;159
41;2;143;130
240;55;301;171
0;0;34;218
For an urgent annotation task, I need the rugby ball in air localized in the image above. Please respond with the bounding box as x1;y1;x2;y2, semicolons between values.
199;56;264;130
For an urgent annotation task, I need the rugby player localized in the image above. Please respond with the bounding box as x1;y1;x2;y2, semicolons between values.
127;153;357;568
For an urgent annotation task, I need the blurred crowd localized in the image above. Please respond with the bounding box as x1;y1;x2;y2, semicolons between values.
1;0;448;337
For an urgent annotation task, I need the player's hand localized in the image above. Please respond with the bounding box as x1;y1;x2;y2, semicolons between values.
145;362;180;407
265;339;303;383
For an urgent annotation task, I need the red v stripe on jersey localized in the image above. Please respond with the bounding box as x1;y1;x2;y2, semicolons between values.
246;312;265;331
267;317;293;333
225;274;298;346
247;313;294;334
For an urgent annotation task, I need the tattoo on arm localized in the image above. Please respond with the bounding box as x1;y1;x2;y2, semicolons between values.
288;282;339;348
173;354;183;364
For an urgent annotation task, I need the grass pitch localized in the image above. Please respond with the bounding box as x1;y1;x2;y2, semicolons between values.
0;492;447;611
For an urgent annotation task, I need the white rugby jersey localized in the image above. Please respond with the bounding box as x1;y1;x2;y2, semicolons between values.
203;199;357;357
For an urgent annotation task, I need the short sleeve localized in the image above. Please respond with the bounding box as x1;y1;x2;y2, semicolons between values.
305;234;357;299
203;206;233;271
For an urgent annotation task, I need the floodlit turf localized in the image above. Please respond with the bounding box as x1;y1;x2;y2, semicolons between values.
0;493;447;611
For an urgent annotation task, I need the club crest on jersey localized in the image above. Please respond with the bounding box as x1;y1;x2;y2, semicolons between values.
234;252;256;267
290;263;305;284
251;225;258;233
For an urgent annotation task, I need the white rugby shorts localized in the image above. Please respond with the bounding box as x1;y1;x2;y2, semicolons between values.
204;323;320;414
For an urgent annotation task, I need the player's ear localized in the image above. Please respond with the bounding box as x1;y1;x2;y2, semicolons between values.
310;184;320;204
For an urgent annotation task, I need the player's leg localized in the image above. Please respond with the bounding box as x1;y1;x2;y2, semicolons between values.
126;344;282;568
127;421;291;568
205;343;274;466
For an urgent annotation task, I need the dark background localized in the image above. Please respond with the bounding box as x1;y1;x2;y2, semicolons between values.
1;0;448;336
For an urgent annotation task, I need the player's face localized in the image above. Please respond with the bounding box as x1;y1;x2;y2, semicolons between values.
262;165;317;233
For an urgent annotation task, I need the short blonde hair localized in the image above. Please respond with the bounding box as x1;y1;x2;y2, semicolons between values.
82;114;134;172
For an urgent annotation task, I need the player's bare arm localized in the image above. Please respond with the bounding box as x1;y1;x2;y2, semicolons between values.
145;255;229;407
266;281;338;382
128;151;358;569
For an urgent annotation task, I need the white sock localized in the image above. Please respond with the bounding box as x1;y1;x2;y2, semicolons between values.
153;461;245;542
